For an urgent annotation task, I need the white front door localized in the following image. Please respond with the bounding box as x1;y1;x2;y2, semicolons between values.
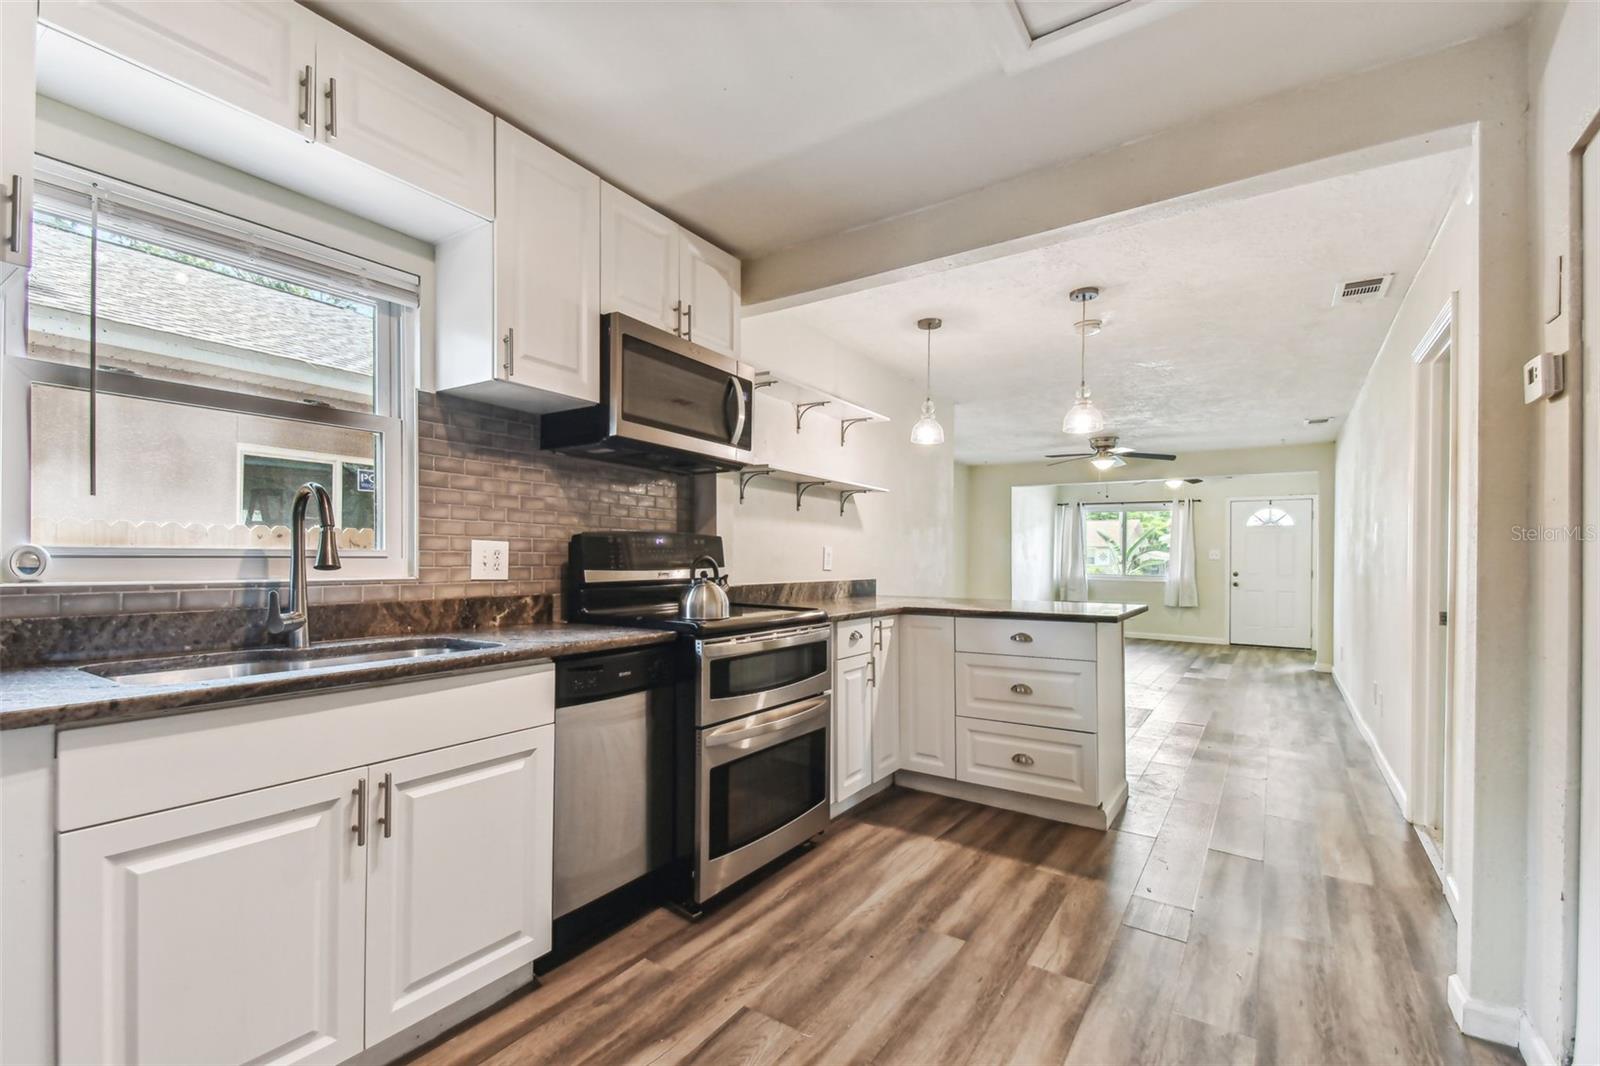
1229;497;1314;649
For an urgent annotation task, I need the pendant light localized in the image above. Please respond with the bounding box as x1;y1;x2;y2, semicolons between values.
910;317;945;446
1062;286;1107;436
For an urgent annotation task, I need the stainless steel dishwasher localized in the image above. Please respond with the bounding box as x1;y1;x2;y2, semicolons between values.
552;645;677;949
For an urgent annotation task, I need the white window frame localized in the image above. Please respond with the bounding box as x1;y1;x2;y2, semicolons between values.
1081;501;1173;582
1;159;419;584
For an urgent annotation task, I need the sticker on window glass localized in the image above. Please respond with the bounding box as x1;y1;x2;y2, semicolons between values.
356;468;377;493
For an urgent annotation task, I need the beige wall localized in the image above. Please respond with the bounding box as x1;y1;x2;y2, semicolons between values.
714;315;963;596
964;443;1335;664
1523;2;1599;1059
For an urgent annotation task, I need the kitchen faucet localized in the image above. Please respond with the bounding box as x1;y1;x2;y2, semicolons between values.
267;482;342;649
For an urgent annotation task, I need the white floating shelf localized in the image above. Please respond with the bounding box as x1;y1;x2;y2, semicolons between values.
735;465;889;514
752;371;891;444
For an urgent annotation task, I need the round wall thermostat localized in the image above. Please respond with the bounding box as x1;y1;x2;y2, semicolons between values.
6;544;51;582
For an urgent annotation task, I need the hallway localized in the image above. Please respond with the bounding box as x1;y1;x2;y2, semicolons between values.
410;642;1517;1066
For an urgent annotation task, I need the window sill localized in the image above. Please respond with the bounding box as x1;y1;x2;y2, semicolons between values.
1087;575;1166;584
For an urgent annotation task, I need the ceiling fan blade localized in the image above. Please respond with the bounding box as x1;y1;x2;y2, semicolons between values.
1044;452;1094;460
1047;455;1094;466
1119;450;1178;461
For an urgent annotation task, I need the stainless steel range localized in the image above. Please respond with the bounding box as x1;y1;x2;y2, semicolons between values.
567;532;832;906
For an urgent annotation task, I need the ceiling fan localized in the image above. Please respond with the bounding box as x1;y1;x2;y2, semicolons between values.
1046;434;1177;470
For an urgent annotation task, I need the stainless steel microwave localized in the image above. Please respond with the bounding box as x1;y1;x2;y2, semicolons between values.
541;313;755;473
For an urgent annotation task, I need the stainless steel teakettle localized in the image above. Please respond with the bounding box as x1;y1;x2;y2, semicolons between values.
680;555;731;621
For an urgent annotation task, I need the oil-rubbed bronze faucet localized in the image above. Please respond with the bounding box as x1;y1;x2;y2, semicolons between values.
266;482;342;648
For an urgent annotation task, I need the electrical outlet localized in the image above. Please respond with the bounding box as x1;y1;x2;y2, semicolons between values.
471;539;509;581
823;546;834;571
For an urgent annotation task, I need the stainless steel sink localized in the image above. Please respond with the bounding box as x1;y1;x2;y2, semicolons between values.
83;637;503;686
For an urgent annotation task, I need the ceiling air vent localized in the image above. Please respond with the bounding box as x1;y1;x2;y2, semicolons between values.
1332;274;1394;306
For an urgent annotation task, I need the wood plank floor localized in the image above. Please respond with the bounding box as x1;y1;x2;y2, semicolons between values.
409;642;1518;1066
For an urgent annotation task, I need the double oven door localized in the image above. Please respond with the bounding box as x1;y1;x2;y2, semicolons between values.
694;625;831;902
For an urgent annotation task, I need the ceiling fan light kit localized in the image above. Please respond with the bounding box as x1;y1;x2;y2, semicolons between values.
909;317;946;446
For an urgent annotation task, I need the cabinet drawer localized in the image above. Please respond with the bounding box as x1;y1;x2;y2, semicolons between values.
836;619;874;656
955;617;1095;660
956;718;1097;805
956;652;1096;732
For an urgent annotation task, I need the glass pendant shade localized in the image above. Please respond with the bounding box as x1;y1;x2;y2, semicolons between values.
1090;454;1123;471
910;397;945;446
1061;387;1106;436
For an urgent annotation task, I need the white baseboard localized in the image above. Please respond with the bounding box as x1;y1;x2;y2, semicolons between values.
1519;1014;1559;1066
1447;974;1522;1048
1313;661;1333;673
1332;669;1410;818
1413;825;1458;917
1125;632;1229;645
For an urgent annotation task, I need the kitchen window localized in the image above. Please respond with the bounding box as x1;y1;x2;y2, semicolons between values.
1084;504;1171;578
2;161;417;581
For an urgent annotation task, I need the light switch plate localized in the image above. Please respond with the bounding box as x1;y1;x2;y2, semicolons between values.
471;539;509;580
823;546;834;571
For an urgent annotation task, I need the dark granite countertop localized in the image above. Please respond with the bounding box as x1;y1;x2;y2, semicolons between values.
743;593;1150;624
1;623;672;731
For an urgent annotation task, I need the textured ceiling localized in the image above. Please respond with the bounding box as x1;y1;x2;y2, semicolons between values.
754;150;1470;465
308;1;1525;258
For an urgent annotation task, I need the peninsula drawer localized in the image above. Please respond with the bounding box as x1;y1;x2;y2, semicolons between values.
955;617;1095;661
956;652;1096;732
835;619;875;655
955;717;1097;806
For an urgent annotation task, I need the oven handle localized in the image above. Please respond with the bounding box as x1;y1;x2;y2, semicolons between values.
699;625;830;662
703;696;828;761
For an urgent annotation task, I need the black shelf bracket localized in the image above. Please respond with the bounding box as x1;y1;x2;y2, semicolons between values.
839;417;873;446
795;480;827;510
737;469;770;503
794;401;830;433
838;489;869;515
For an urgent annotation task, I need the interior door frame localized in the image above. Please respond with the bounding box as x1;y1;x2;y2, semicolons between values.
1407;294;1459;890
1576;112;1600;1066
1224;493;1318;651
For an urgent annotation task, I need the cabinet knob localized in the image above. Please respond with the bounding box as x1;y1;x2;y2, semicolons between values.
1011;753;1035;767
1010;632;1033;643
849;630;862;644
1010;683;1033;696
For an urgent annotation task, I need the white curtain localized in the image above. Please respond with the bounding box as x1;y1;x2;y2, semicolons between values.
1164;498;1199;608
1053;503;1089;601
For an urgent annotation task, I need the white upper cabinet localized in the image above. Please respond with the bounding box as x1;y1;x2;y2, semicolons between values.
0;0;35;271
494;120;600;405
601;181;741;355
38;0;315;135
364;727;553;1045
312;20;493;219
679;231;740;359
601;183;681;334
58;770;367;1066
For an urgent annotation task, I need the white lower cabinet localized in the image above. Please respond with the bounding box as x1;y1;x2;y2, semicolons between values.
955;717;1097;806
832;653;873;806
364;727;553;1044
871;618;899;783
899;614;956;778
56;668;556;1066
58;771;367;1066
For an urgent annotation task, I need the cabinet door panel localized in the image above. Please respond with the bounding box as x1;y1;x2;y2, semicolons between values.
956;652;1096;732
315;21;493;218
899;615;956;778
364;726;553;1044
833;654;873;805
956;718;1097;805
600;183;680;333
58;772;365;1066
0;0;36;270
39;0;314;135
495;120;600;404
872;619;900;782
679;231;740;357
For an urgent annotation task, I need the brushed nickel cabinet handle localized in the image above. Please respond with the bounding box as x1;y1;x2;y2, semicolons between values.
4;174;19;254
324;77;338;139
684;303;693;342
868;656;876;688
1010;683;1033;696
1011;753;1035;767
848;630;862;645
503;327;515;378
298;64;312;128
1010;632;1033;643
673;300;683;336
874;620;883;650
378;772;392;839
352;778;367;846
